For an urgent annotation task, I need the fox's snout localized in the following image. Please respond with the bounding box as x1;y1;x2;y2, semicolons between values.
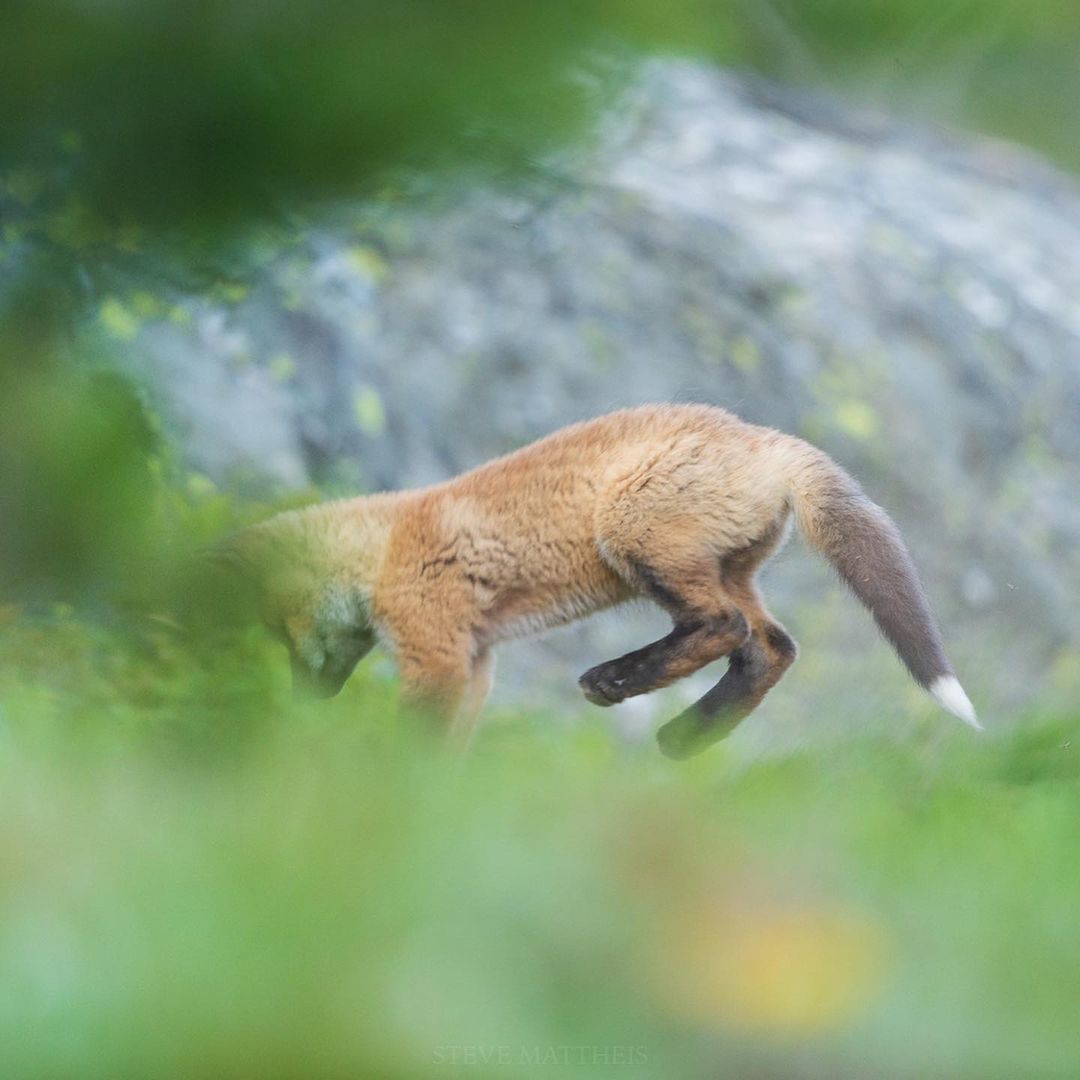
290;655;351;700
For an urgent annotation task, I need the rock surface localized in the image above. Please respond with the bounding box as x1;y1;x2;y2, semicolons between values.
127;60;1080;737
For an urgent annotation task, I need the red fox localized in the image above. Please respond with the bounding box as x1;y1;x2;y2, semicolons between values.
213;404;978;757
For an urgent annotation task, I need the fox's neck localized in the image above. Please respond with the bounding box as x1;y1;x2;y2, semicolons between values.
297;493;399;596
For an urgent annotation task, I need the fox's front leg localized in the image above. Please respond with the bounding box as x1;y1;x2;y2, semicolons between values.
396;648;492;755
396;648;472;735
448;648;494;752
374;555;481;739
383;610;479;741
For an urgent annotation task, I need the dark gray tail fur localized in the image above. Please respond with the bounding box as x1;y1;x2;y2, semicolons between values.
793;465;953;690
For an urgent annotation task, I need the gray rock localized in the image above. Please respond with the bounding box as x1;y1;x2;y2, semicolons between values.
129;60;1080;736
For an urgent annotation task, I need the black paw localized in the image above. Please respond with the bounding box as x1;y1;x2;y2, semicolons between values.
578;663;629;707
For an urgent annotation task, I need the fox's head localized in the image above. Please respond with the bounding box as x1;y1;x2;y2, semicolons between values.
207;512;376;699
259;567;375;699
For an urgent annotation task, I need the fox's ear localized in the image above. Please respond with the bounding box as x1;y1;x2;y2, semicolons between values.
166;536;264;632
196;535;270;604
196;536;266;616
199;539;259;582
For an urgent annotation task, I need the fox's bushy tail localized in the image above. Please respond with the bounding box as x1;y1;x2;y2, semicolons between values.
785;442;980;730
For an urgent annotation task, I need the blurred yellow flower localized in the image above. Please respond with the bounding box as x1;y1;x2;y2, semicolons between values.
652;901;890;1036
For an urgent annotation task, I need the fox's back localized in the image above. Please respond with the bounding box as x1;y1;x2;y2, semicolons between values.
446;404;792;544
449;404;759;496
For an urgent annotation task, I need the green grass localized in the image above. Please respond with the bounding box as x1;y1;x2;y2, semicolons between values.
0;610;1077;1078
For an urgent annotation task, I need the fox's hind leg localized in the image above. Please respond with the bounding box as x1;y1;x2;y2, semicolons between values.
578;536;751;707
656;530;798;759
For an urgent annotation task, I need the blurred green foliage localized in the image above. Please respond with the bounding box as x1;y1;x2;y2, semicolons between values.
0;0;715;234
3;1;1079;238
0;611;1077;1076
747;1;1080;175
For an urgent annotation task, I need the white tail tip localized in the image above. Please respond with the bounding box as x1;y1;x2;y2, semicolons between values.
929;675;982;731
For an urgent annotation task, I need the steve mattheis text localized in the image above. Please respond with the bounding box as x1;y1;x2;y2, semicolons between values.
432;1044;648;1066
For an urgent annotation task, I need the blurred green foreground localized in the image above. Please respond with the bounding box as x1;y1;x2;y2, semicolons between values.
0;605;1077;1078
